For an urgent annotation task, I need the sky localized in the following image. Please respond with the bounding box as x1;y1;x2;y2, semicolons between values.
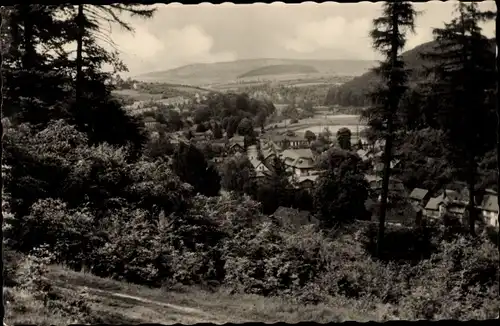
105;1;496;76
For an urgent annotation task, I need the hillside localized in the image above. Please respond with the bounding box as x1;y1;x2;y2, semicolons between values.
134;58;375;86
238;64;318;78
324;39;496;107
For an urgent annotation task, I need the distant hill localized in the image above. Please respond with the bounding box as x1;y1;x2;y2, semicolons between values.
324;39;496;107
134;58;375;86
238;64;318;78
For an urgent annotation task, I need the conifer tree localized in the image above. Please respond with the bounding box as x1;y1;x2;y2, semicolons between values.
367;1;418;257
423;2;495;236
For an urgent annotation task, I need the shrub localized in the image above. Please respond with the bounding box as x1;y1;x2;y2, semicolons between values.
92;206;171;286
223;222;332;297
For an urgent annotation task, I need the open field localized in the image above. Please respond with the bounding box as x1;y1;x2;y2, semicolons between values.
5;264;386;325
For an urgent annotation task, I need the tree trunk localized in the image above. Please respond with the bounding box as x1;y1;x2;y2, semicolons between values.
466;158;476;236
0;9;5;326
20;5;34;70
75;4;84;105
495;0;500;305
376;10;399;258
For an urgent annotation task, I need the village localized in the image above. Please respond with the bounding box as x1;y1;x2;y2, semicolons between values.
143;112;500;231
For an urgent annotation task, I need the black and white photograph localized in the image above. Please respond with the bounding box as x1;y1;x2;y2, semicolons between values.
1;1;499;324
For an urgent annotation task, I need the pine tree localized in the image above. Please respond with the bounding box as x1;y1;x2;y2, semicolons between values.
496;0;500;306
367;1;418;257
55;4;155;155
495;1;500;278
422;2;495;236
3;5;72;125
69;4;155;105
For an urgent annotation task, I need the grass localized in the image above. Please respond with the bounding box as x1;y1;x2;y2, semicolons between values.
5;264;389;325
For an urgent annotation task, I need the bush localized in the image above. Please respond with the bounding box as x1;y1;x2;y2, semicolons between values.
93;206;171;286
223;222;332;297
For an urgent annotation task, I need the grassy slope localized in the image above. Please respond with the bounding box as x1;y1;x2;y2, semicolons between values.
5;264;388;325
134;58;375;85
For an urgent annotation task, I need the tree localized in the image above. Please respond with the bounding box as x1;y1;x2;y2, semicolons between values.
195;123;207;133
368;1;417;257
71;4;155;105
237;117;254;136
212;122;223;139
282;103;299;120
2;5;72;125
221;156;256;195
422;2;495;235
225;116;241;138
313;149;369;227
172;142;221;197
254;110;267;134
303;100;314;113
165;110;183;132
304;130;317;143
495;0;500;257
193;105;211;124
336;127;352;150
253;157;292;214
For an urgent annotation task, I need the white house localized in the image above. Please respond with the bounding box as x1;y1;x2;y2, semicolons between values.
279;149;316;176
480;194;499;228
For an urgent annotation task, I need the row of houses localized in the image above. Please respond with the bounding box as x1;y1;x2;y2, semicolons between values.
409;187;499;228
243;138;320;189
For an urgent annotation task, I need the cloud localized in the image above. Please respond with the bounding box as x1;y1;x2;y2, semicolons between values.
283;16;373;59
112;25;164;60
110;24;236;75
161;25;236;65
104;2;496;75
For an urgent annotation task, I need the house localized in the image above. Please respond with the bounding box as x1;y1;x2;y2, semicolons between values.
250;158;270;173
287;136;310;149
356;149;370;161
267;134;309;149
423;196;444;219
260;148;277;170
365;174;406;203
229;135;245;146
228;143;245;154
279;149;316;176
143;116;158;128
246;145;259;160
294;174;319;189
228;135;245;154
409;188;430;208
365;175;405;192
423;189;468;221
372;156;401;174
480;195;499;227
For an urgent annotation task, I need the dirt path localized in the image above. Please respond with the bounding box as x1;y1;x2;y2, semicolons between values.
71;285;229;324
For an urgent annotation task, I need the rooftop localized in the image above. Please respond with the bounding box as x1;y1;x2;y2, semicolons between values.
409;188;429;201
425;197;444;211
481;195;499;213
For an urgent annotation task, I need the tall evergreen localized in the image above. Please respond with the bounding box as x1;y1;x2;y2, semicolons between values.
367;1;417;257
422;2;495;236
69;4;155;105
57;4;155;155
3;5;72;125
495;1;500;282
